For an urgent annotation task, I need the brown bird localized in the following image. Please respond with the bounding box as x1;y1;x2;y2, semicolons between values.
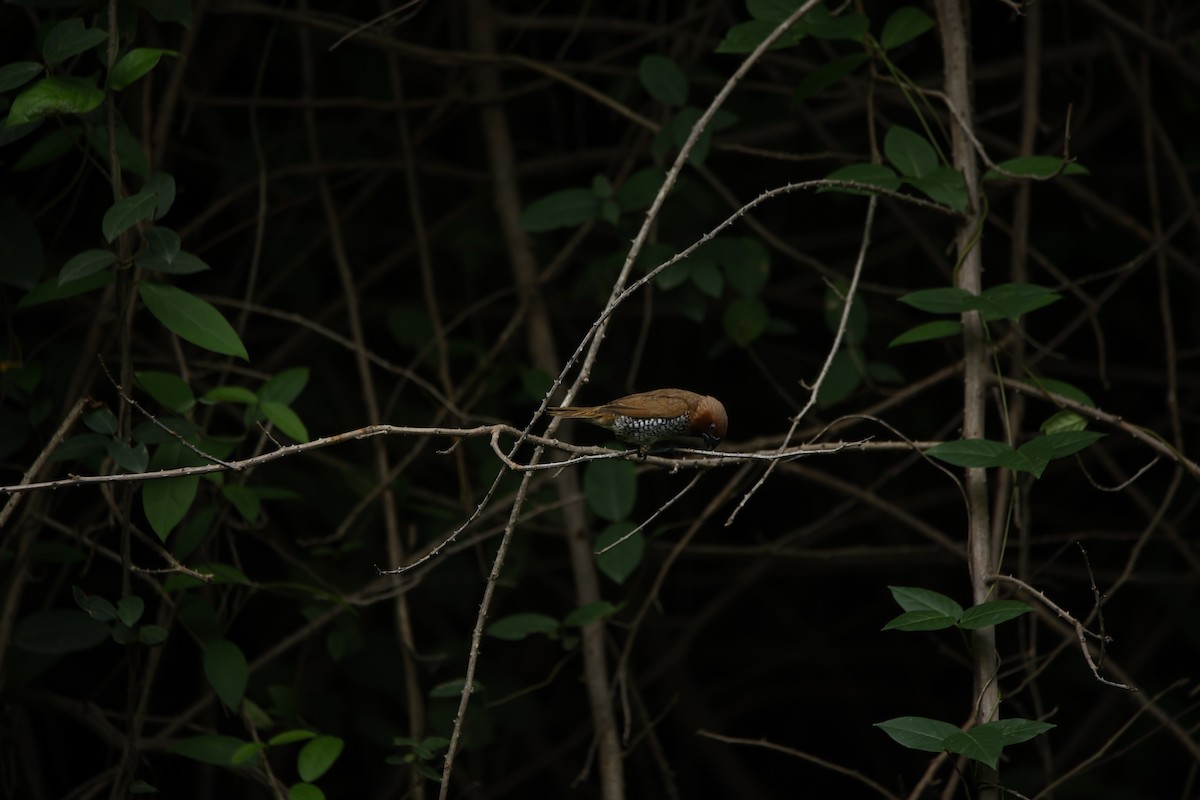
548;389;728;451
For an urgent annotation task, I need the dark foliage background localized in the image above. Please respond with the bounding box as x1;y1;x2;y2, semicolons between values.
2;1;1199;798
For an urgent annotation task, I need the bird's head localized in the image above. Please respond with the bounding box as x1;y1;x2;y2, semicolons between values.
693;395;728;449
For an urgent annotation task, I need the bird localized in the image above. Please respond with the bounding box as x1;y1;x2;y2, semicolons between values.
547;389;727;452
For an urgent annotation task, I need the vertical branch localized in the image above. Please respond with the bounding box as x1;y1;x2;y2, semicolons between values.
466;2;625;799
933;2;999;798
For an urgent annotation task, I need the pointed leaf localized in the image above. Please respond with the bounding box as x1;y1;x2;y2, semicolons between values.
926;439;1017;469
102;192;159;242
984;156;1089;181
138;282;249;359
486;613;560;641
882;610;958;631
204;638;248;711
823;163;901;194
116;596;146;627
563;601;620;627
881;7;936;49
982;718;1055;746
297;736;344;782
723;296;769;347
7;77;104;126
260;401;309;443
885;125;938;178
170;735;249;766
899;287;975;314
519;188;599;232
874;716;960;753
639;54;688;107
887;586;963;618
944;724;1005;769
109;48;178;91
595;522;643;584
888;320;962;347
43;19;109;64
958;600;1033;629
794;53;868;103
910;166;967;212
58;249;116;285
0;62;43;93
14;609;110;654
260;368;310;405
584;459;636;521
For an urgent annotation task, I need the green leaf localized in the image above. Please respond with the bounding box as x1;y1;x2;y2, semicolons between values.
139;625;168;645
201;386;258;405
259;367;310;406
12;124;82;171
716;20;806;54
584;459;636;521
486;613;560;641
102;192;160;242
116;596;146;627
230;742;266;766
222;485;261;522
107;440;149;473
268;729;318;746
882;610;958;632
170;735;250;766
1021;378;1094;407
958;600;1033;629
142;440;201;542
887;586;963;618
42;19;109;65
616;167;666;213
816;348;860;409
888;320;962;347
691;260;724;298
17;270;116;309
723;296;769;347
109;48;178;91
74;585;119;621
983;718;1055;746
0;62;43;93
910;166;967;212
655;259;692;290
974;283;1060;321
563;601;620;627
926;439;1017;469
984;155;1089;181
137;227;181;272
144;172;177;219
639;54;688;107
822;163;902;194
595;522;644;584
874;717;961;753
85;408;119;435
58;249;116;285
793;53;868;103
747;0;794;20
1020;430;1105;462
885;126;938;178
14;609;110;654
0;200;43;289
880;7;936;49
138;282;249;359
87;126;150;177
898;287;974;314
130;0;193;27
801;7;869;40
823;283;867;343
297;736;344;783
519;188;599;232
7;77;104;126
204;638;248;712
1039;410;1087;435
261;401;310;443
715;237;769;296
136;371;195;413
288;783;325;800
944;724;1005;769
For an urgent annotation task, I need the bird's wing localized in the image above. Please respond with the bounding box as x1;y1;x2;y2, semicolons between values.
600;391;692;419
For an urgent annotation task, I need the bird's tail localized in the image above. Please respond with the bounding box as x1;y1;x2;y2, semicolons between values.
546;405;600;419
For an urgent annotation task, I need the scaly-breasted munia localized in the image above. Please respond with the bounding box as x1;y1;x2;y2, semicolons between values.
548;389;728;451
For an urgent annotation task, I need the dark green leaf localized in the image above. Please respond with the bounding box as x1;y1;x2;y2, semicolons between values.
723;296;769;347
926;439;1017;469
144;172;177;218
747;0;794;20
429;678;483;699
1020;430;1105;461
973;283;1060;321
12;124;82;171
639;54;688;107
801;7;869;41
42;19;109;64
823;283;867;343
1021;378;1094;407
655;259;692;290
958;600;1033;629
886;126;938;179
0;200;43;289
268;729;318;746
0;62;43;93
519;188;599;232
288;782;326;800
984;155;1089;181
691;260;723;298
1039;410;1087;435
109;48;177;91
205;638;248;711
129;0;193;27
595;522;644;584
85;407;118;435
260;368;310;406
297;736;344;783
793;54;868;103
944;724;1004;769
137;227;181;272
983;718;1055;746
17;270;116;309
898;287;974;314
138;282;249;359
880;7;936;49
8;77;103;125
14;609;110;654
230;742;266;766
888;586;963;618
201;386;257;405
222;485;261;522
116;596;145;627
822;163;902;194
58;249;116;285
874;717;960;753
102;192;159;242
616;168;665;213
882;610;959;631
888;320;962;347
169;735;250;766
716;20;806;54
87;126;150;177
73;585;119;621
563;602;620;627
107;441;149;473
261;401;310;443
816;348;860;409
139;625;168;645
486;613;560;641
910;166;967;212
584;459;636;521
717;237;769;296
153;250;209;275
